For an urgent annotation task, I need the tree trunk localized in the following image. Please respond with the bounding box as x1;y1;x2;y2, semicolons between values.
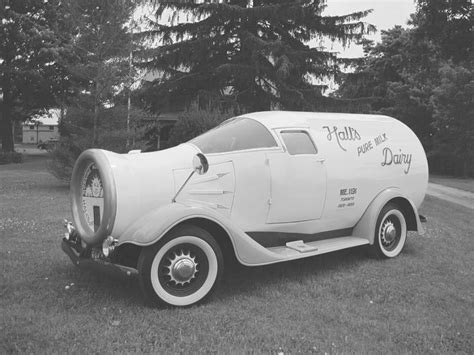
59;104;66;124
0;92;15;153
93;78;100;146
127;91;131;148
93;100;99;146
463;158;468;178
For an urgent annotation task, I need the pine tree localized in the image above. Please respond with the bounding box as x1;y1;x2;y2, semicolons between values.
137;0;374;113
65;0;135;145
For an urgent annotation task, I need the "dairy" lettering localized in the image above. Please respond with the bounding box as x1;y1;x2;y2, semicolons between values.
381;147;412;174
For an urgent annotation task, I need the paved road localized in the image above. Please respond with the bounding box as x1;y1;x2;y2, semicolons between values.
427;183;474;210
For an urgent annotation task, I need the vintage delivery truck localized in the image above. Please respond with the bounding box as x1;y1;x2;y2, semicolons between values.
62;111;428;307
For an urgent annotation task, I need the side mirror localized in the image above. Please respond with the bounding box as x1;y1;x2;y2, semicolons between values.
193;153;209;175
172;153;209;203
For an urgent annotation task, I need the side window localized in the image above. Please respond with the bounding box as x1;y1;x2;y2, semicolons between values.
281;130;317;155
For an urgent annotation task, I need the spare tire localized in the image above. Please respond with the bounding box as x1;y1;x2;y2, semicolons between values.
70;149;117;245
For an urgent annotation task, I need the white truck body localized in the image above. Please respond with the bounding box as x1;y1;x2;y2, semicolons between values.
64;111;428;306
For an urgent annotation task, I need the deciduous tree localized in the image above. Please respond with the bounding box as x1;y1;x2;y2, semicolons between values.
0;0;72;152
430;61;474;176
337;0;474;176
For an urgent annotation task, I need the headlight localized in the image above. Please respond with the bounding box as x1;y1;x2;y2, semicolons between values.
102;236;118;257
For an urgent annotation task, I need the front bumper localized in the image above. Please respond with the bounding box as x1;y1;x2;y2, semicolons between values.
61;238;138;278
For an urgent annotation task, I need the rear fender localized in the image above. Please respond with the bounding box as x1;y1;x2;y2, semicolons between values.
117;203;282;266
353;188;424;244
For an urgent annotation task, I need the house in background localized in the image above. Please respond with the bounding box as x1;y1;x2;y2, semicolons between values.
22;109;60;144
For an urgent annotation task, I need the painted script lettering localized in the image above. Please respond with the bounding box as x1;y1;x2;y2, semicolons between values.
381;147;412;174
322;126;361;151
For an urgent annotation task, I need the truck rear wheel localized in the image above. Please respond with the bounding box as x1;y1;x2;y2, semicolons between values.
372;203;407;258
138;225;223;307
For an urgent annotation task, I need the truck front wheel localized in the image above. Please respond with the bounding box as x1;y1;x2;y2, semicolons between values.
372;203;407;258
138;225;223;307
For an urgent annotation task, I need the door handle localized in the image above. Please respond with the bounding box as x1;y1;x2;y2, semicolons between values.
316;158;325;163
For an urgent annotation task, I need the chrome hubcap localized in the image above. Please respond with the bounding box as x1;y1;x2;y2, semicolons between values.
165;251;198;285
381;219;398;246
385;224;397;242
172;259;195;281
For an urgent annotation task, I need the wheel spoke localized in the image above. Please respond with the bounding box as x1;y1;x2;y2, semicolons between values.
380;215;402;250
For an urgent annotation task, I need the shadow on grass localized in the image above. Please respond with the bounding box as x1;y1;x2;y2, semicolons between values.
54;263;144;308
217;245;371;302
55;240;423;308
397;237;421;257
54;246;371;308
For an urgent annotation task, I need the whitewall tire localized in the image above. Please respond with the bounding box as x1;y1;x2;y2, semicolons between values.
138;225;223;307
372;203;407;258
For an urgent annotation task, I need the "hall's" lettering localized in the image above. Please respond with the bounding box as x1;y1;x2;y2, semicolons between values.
322;125;361;152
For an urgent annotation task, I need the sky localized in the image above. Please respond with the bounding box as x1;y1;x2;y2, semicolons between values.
322;0;417;57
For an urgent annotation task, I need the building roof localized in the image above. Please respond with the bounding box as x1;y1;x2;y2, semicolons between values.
25;109;61;126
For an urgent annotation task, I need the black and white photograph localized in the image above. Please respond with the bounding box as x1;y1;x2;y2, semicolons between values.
1;0;473;353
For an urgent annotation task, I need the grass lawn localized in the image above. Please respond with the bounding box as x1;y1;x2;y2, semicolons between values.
1;156;473;353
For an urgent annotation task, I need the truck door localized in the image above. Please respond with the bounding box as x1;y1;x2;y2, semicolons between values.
266;129;327;223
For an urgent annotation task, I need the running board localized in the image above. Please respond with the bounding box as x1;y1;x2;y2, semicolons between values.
267;237;370;259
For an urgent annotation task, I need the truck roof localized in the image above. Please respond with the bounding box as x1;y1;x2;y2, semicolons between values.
241;111;395;130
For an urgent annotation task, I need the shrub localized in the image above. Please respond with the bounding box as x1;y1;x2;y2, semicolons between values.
47;139;83;180
0;151;24;165
47;105;150;181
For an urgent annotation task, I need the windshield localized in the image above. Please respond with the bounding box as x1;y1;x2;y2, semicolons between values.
189;117;277;154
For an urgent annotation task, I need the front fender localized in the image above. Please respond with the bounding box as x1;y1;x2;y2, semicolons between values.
118;203;225;246
117;202;282;266
353;187;424;244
